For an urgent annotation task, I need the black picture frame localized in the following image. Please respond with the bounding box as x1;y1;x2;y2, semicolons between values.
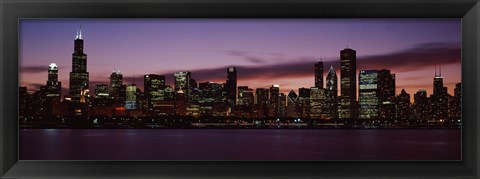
1;0;479;178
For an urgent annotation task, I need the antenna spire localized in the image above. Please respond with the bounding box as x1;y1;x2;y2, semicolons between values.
439;64;442;76
75;27;79;39
78;25;83;39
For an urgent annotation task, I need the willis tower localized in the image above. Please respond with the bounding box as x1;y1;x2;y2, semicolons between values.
69;27;89;101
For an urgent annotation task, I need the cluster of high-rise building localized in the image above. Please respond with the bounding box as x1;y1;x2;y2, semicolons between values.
19;29;462;123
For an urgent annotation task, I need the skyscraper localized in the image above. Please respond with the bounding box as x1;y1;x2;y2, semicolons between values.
109;67;123;99
296;87;311;118
255;88;269;118
237;86;254;111
309;87;326;119
397;89;412;120
315;61;324;88
174;71;191;100
125;84;137;110
359;70;378;119
226;67;237;108
339;47;357;119
325;65;338;119
377;69;396;119
175;90;187;116
269;84;280;117
286;90;298;118
46;63;61;97
69;27;89;101
431;65;449;121
413;89;429;122
45;63;61;115
237;86;254;117
144;74;166;111
450;83;461;120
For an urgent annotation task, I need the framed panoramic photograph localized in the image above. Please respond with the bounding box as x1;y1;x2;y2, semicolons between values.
1;0;479;178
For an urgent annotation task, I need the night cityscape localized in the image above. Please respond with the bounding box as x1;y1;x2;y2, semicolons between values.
18;27;461;129
18;19;462;161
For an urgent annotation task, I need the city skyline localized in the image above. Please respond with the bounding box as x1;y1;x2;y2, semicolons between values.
20;19;461;101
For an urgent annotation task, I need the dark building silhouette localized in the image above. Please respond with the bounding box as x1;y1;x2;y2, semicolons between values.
92;84;113;112
226;67;237;109
269;85;280;117
325;65;338;119
144;74;166;111
255;88;269;118
19;87;32;117
450;83;461;120
296;87;311;118
397;89;412;120
175;90;187;116
377;69;396;119
339;47;357;119
315;61;324;88
431;65;449;121
286;90;298;118
279;93;287;117
413;89;429;122
237;86;254;115
69;27;89;102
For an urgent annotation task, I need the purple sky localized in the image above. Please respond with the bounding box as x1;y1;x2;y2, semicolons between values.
19;19;461;101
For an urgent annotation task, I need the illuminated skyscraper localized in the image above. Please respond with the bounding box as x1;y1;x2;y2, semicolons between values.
226;67;237;108
109;67;123;99
125;84;137;110
174;72;191;100
45;63;61;115
339;47;357;119
309;87;326;119
46;63;61;97
359;70;378;119
69;27;89;101
144;74;166;111
325;65;338;119
315;61;324;88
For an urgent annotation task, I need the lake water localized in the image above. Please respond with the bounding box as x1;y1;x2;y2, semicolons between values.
19;129;461;160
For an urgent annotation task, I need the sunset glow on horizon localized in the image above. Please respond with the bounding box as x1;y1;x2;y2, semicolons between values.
19;19;461;102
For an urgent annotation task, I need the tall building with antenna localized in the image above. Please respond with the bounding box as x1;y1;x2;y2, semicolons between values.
431;64;449;121
69;26;89;102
